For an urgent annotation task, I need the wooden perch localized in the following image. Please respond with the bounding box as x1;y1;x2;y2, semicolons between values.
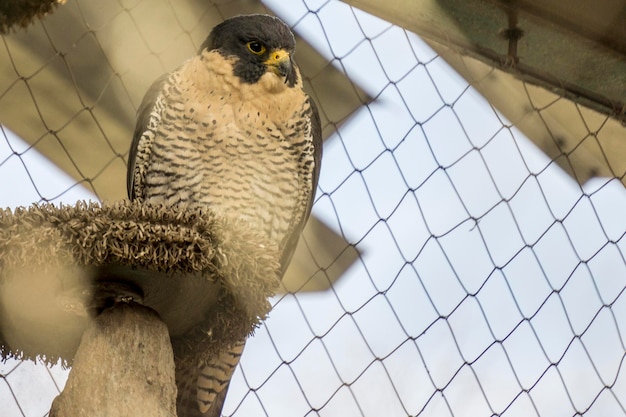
50;302;177;417
0;201;281;415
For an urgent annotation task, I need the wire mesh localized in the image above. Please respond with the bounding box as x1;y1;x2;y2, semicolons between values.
1;1;626;416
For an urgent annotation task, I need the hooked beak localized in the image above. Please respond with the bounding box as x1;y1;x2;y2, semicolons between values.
265;49;292;80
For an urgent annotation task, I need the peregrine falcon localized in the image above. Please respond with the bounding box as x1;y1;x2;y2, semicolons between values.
127;14;322;417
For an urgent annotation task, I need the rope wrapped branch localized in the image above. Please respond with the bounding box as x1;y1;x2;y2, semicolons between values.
0;200;281;369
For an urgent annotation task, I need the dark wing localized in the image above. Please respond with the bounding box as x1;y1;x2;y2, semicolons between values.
127;74;170;200
278;95;323;274
307;96;323;209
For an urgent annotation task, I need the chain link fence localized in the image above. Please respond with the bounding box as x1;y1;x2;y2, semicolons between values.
1;0;625;416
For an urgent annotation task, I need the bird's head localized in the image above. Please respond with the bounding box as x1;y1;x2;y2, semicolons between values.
200;14;298;88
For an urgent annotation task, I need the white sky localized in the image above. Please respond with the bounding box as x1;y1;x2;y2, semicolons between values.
2;1;626;417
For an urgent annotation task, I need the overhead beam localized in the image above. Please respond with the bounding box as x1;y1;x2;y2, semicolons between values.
341;0;626;184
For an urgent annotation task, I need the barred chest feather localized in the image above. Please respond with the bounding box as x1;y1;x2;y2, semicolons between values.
140;51;316;248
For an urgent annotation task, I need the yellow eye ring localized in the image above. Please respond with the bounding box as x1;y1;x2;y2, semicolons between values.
246;41;266;55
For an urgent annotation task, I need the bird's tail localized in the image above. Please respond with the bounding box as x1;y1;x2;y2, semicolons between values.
176;340;245;417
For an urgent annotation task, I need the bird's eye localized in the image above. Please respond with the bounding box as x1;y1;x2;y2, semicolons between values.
246;41;266;55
